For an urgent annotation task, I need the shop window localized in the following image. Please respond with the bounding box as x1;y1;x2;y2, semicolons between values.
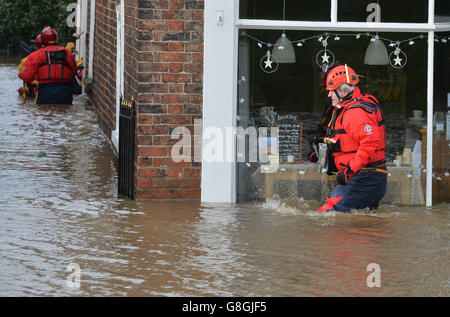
338;0;428;23
239;0;331;21
236;29;431;204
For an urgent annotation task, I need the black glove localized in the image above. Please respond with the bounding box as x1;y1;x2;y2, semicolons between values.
312;137;325;145
308;151;318;163
336;168;355;185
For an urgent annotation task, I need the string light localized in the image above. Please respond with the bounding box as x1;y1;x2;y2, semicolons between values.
245;32;449;51
243;31;449;71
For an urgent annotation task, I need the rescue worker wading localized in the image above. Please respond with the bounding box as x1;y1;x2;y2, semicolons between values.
18;27;77;105
17;34;43;99
315;64;388;212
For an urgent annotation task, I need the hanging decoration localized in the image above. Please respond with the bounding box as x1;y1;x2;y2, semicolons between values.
389;46;408;69
260;50;279;73
315;36;335;69
242;31;449;73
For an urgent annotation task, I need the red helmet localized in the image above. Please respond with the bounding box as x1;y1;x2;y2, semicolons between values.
35;35;43;49
41;26;58;45
326;64;359;90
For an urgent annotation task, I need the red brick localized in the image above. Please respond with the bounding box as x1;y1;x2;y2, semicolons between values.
192;10;203;20
151;179;168;188
136;178;152;188
183;189;201;198
161;94;188;104
162;74;191;83
167;179;191;188
161;115;191;124
184;168;200;178
169;0;184;9
192;53;203;63
137;114;155;124
189;95;203;104
137;136;153;146
192;179;201;188
169;21;184;31
136;168;167;177
169;84;183;93
168;105;183;114
184;63;202;73
153;136;176;145
168;168;183;178
168;188;183;199
139;63;169;73
140;21;168;31
185;43;203;52
139;189;168;199
153;158;191;167
136;155;153;166
169;42;184;52
162;10;176;19
138;146;168;156
169;63;184;73
138;125;169;135
161;52;190;62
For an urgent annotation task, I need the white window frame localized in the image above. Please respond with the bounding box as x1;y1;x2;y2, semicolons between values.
202;0;450;205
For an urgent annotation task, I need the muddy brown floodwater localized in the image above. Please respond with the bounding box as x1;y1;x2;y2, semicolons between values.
0;64;448;296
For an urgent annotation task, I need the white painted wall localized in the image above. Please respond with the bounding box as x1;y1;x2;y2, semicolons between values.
201;0;239;203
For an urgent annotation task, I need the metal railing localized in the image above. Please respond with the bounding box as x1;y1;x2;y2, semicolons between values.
118;95;136;199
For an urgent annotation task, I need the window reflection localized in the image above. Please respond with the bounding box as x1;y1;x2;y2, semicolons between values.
236;30;437;204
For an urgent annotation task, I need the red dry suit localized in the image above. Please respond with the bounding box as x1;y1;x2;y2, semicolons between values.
18;45;77;85
324;87;386;173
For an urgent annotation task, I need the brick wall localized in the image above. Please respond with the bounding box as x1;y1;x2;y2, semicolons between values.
134;0;204;201
91;0;204;201
91;0;120;137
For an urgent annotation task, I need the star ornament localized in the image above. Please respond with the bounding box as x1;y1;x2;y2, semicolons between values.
321;52;330;63
260;52;278;73
393;55;402;66
315;49;335;68
264;58;273;69
389;49;407;69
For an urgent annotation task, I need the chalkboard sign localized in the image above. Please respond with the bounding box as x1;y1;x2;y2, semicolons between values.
277;113;302;162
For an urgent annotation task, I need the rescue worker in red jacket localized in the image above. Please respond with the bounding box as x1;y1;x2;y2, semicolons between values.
315;64;388;212
18;27;77;105
18;35;43;98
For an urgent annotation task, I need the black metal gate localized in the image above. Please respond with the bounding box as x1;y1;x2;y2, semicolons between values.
118;95;136;199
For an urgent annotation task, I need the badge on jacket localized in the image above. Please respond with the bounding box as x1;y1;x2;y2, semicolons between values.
364;124;373;135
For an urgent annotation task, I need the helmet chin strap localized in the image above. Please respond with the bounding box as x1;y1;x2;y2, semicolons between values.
335;89;352;103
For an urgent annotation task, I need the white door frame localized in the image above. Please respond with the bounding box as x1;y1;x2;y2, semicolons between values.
202;0;450;205
112;1;125;151
88;0;96;80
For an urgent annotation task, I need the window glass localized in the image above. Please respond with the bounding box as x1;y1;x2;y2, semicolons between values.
430;31;450;203
239;0;331;21
436;0;450;22
236;29;430;205
338;0;428;23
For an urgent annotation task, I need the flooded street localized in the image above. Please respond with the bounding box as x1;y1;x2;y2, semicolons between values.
0;63;448;297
